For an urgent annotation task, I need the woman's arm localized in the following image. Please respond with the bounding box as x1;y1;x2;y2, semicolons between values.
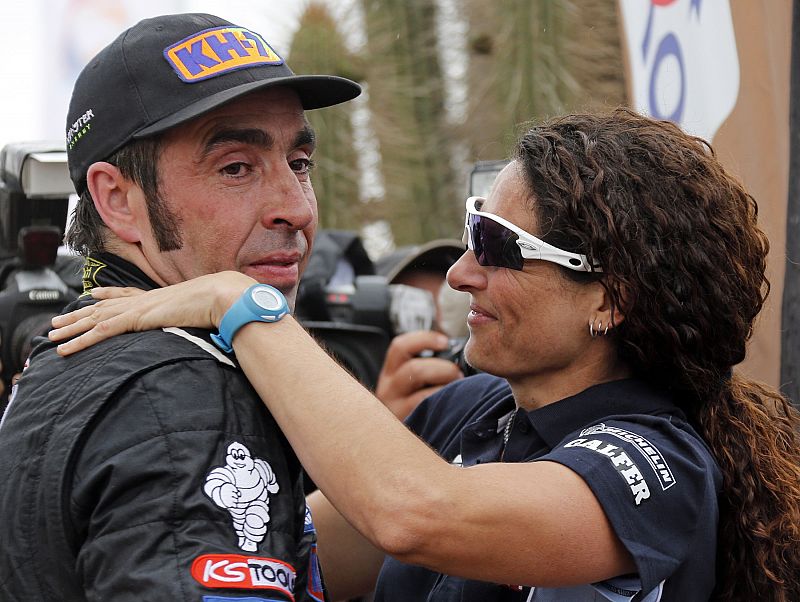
235;317;632;585
51;273;634;586
307;490;385;600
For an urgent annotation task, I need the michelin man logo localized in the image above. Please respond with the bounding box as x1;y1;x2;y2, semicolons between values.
204;441;280;552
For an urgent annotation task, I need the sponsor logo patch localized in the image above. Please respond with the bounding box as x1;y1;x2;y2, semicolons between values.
204;441;280;552
304;504;315;534
564;437;651;505
81;257;107;295
307;544;324;602
579;423;675;490
164;27;283;82
203;596;283;602
192;554;296;598
66;109;94;150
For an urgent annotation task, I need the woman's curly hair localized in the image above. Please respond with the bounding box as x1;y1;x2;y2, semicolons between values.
515;108;800;601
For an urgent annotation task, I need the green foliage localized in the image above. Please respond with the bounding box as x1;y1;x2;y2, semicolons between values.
360;0;462;245
288;3;362;230
463;0;626;162
286;0;626;245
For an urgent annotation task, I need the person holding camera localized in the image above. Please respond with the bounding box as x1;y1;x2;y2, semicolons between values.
374;240;470;420
0;12;360;601
48;109;800;600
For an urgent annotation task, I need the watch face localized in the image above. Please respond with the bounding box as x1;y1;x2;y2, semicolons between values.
251;286;284;310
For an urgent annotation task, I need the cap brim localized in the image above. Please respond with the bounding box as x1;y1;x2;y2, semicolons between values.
134;74;360;138
379;239;466;283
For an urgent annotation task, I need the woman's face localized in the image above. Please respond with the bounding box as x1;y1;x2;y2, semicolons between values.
447;163;604;391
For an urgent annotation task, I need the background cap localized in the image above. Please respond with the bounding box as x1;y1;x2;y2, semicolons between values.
376;239;466;284
66;12;361;194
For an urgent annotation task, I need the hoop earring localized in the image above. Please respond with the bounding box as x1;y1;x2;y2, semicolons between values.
589;319;611;338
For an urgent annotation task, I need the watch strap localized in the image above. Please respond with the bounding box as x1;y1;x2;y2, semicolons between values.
211;284;289;353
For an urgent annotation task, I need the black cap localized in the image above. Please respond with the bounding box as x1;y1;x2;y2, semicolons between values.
66;13;361;194
376;239;466;284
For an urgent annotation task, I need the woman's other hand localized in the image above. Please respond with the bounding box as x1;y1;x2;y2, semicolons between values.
49;271;255;355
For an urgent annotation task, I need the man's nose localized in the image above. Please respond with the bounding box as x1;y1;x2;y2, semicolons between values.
259;165;316;231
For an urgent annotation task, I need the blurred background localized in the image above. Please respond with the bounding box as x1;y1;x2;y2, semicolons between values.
0;0;796;400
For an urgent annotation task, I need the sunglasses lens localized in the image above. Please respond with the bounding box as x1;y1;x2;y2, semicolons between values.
468;213;523;270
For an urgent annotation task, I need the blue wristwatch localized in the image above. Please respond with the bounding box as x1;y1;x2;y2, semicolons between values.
211;284;290;353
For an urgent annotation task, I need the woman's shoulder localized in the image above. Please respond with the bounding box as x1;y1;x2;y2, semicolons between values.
536;384;721;598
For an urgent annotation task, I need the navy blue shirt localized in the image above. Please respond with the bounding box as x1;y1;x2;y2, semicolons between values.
374;374;721;601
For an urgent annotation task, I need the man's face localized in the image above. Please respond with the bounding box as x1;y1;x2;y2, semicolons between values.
136;87;317;306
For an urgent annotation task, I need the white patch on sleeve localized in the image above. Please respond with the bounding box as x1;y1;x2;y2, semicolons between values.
204;441;280;552
564;438;651;505
163;327;235;367
579;423;675;490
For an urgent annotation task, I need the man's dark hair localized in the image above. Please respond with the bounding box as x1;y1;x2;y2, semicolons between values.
65;136;183;255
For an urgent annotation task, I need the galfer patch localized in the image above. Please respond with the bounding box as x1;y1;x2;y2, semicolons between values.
191;554;296;598
164;26;283;82
580;423;676;490
564;437;651;505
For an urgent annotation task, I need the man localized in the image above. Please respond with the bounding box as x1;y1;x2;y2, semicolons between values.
373;240;469;420
0;13;359;601
375;238;469;338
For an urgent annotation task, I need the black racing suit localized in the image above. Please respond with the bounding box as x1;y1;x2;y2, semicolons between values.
0;253;326;602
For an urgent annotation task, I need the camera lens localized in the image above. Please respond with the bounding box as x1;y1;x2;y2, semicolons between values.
9;312;56;375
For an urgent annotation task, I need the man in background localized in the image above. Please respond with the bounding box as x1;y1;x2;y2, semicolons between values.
374;239;470;419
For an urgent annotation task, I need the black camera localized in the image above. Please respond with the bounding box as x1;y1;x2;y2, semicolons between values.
296;230;437;390
0;143;83;402
417;336;476;376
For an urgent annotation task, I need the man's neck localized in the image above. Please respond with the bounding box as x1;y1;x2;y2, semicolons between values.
102;239;169;287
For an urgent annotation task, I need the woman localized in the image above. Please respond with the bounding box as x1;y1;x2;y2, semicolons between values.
50;109;800;601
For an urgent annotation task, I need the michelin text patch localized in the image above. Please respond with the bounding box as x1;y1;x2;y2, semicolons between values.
580;423;675;490
164;27;283;82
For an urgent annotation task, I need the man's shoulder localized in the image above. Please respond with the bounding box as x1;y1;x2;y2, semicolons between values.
34;325;234;376
9;326;251;438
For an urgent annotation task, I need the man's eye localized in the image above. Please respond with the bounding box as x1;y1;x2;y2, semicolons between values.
289;158;315;175
221;162;249;177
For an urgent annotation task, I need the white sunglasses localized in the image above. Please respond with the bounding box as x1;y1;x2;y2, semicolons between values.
463;196;599;272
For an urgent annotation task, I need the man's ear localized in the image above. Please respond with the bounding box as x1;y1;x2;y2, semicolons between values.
86;162;145;244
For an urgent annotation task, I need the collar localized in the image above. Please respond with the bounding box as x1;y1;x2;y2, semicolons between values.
522;379;684;449
80;253;160;295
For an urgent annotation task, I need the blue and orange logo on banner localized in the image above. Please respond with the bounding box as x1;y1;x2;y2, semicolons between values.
164;27;283;82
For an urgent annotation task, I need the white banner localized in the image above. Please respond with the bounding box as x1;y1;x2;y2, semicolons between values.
619;0;740;141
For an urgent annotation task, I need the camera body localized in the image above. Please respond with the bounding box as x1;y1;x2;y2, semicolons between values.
0;142;82;397
297;275;394;391
296;231;437;390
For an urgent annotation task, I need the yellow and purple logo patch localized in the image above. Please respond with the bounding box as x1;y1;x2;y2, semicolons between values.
164;27;283;82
